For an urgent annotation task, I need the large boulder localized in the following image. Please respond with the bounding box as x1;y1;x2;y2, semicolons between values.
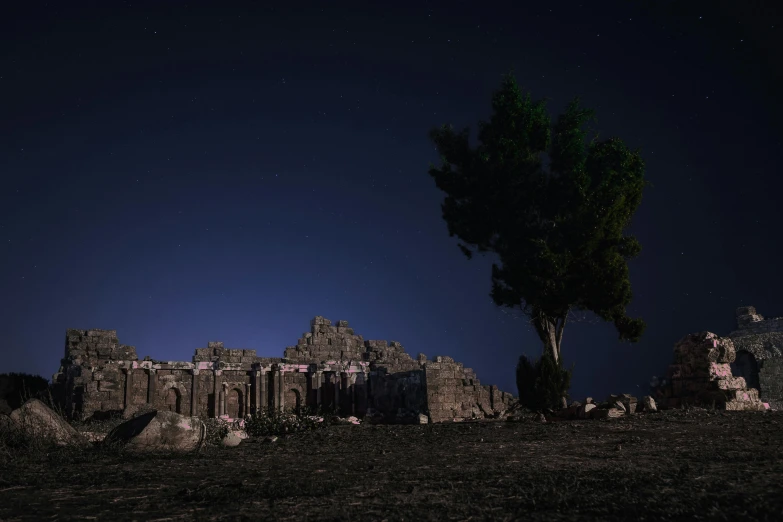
104;410;206;452
9;398;88;447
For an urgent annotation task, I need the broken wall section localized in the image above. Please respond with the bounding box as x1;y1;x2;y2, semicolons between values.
363;340;421;373
283;317;366;362
757;357;783;410
193;341;259;364
664;331;767;410
727;306;783;410
425;356;517;423
52;329;138;419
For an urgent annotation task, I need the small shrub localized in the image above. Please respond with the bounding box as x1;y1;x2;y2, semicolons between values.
203;418;231;446
244;406;328;437
515;350;574;412
0;373;51;412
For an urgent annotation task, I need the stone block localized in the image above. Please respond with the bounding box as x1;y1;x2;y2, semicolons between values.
98;380;117;392
712;377;746;390
591;407;624;419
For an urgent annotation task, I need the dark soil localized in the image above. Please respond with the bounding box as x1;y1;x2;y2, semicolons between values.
1;409;782;521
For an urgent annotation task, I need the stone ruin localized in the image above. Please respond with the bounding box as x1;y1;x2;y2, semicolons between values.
51;316;518;423
660;331;767;410
726;306;783;410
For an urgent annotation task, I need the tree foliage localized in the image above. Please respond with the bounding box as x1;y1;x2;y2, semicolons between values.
428;72;648;365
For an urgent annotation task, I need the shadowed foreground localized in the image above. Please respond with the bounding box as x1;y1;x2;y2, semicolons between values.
1;409;782;521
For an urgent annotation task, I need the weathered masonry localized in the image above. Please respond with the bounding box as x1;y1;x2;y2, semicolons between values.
727;306;783;410
52;317;517;423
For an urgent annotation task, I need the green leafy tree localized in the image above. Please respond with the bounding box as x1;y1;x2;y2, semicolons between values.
428;72;648;374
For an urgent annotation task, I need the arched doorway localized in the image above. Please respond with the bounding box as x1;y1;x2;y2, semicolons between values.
226;388;243;419
165;387;181;414
288;388;301;415
731;351;760;390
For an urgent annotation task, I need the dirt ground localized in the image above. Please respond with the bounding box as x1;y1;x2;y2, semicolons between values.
1;409;782;521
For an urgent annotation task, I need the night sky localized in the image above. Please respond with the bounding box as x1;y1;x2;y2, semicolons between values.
2;1;782;404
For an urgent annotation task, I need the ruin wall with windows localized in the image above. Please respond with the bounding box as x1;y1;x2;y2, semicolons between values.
51;316;518;422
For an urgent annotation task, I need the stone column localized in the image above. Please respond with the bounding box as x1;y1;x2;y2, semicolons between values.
213;370;222;418
191;369;200;417
147;369;156;406
350;373;357;416
270;369;277;412
244;383;251;417
253;371;261;415
312;371;323;407
123;368;133;410
362;371;369;413
221;386;227;417
260;370;268;412
334;371;342;415
278;369;285;412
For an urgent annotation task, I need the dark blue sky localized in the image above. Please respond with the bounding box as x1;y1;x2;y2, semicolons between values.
2;1;782;403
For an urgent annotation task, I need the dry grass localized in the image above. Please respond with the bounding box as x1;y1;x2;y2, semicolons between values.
1;408;781;521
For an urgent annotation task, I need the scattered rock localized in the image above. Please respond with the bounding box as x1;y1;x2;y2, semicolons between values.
9;399;89;447
591;408;625;419
334;416;361;425
263;435;278;443
578;403;596;419
417;413;429;424
221;431;242;447
104;410;206;452
81;431;106;443
642;396;657;412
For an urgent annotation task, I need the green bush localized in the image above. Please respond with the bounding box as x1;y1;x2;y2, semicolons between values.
515;350;574;412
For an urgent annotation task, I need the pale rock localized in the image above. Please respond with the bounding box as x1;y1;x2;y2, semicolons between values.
104;410;206;452
578;403;596;419
591;407;625;419
9;399;89;447
221;431;243;447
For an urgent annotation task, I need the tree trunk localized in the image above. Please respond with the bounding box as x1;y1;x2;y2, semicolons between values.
532;308;566;365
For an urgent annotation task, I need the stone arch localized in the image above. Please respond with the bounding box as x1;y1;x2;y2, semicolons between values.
160;381;188;414
164;387;182;414
226;388;243;419
731;350;760;390
288;388;302;415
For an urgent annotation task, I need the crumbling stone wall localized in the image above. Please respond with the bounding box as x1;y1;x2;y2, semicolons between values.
53;317;517;423
662;331;766;410
728;306;783;410
52;329;138;419
425;356;516;423
284;317;366;362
